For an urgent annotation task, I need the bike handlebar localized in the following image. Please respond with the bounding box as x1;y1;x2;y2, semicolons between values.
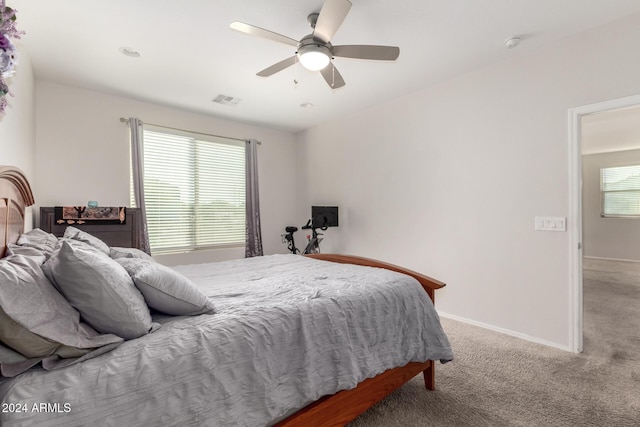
301;219;328;231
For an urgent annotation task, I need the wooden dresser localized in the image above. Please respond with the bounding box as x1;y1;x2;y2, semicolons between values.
39;207;142;249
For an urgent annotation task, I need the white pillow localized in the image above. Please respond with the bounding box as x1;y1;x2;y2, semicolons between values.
117;258;216;316
45;241;155;339
110;246;154;261
63;226;110;255
0;253;123;361
16;228;59;258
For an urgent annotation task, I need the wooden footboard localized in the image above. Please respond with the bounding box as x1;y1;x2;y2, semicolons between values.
275;361;433;427
305;254;446;302
275;254;446;426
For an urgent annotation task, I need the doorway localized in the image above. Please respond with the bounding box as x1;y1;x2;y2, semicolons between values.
568;93;640;353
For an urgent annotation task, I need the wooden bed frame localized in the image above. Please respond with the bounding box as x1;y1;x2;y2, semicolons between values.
0;165;446;426
0;166;35;258
277;254;445;426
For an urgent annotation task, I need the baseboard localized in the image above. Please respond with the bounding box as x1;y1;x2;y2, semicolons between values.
438;311;573;353
583;256;640;263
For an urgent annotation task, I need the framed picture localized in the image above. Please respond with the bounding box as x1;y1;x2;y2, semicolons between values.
54;206;126;225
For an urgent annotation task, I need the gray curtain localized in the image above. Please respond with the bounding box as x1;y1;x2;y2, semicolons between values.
128;117;151;254
245;139;263;257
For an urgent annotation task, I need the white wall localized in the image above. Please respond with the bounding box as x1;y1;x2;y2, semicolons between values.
296;14;640;349
0;48;36;228
35;81;298;264
582;149;640;261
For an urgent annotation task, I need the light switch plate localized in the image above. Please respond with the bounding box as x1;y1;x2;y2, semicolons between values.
535;216;566;231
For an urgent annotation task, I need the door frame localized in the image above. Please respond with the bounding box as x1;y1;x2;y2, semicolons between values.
568;93;640;353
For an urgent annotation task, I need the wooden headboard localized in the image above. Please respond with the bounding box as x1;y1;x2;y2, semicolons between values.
0;166;35;258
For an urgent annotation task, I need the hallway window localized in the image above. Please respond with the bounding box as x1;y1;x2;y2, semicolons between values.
601;165;640;217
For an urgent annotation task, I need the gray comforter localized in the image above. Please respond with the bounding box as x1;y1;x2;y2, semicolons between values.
0;254;453;426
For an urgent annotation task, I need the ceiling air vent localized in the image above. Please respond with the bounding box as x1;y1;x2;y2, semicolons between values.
212;94;241;106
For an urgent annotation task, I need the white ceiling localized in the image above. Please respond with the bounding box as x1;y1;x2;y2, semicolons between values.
11;0;640;133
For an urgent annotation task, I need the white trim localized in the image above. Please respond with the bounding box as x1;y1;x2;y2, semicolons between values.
568;107;583;353
438;312;572;352
584;255;640;263
568;93;640;354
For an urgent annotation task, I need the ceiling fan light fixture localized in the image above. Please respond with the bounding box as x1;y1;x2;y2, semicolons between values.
298;44;331;71
230;0;397;89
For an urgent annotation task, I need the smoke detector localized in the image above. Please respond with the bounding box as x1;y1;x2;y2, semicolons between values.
504;36;521;49
119;47;141;58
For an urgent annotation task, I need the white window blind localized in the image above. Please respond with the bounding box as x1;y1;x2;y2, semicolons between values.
134;125;245;254
601;165;640;217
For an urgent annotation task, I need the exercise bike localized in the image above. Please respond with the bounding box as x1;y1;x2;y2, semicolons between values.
282;219;326;255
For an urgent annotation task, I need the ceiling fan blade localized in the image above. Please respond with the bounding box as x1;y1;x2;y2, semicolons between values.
320;62;346;89
257;56;297;77
230;21;299;47
332;45;400;61
313;0;352;43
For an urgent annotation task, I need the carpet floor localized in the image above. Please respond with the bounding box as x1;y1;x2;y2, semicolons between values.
348;260;640;426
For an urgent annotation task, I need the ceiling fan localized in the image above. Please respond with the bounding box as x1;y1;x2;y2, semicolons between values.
230;0;400;89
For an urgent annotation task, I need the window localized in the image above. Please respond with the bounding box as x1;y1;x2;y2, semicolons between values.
600;165;640;217
132;125;245;254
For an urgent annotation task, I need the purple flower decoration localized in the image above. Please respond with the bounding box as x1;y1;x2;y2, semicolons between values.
0;6;22;39
0;2;23;114
0;33;10;50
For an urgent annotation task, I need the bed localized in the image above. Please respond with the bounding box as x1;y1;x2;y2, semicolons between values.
0;165;453;426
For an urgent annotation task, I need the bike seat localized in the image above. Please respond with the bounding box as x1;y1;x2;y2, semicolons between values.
285;226;298;233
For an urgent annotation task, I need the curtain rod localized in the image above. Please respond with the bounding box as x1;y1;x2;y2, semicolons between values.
119;117;260;144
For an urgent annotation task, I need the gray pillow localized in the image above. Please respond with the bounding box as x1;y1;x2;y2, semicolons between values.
5;243;46;260
63;226;110;255
45;240;155;340
0;253;123;360
0;338;121;378
16;228;58;258
0;342;42;378
117;258;216;316
110;246;154;261
0;306;86;358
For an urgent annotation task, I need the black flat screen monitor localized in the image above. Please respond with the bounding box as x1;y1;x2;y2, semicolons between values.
311;206;339;228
